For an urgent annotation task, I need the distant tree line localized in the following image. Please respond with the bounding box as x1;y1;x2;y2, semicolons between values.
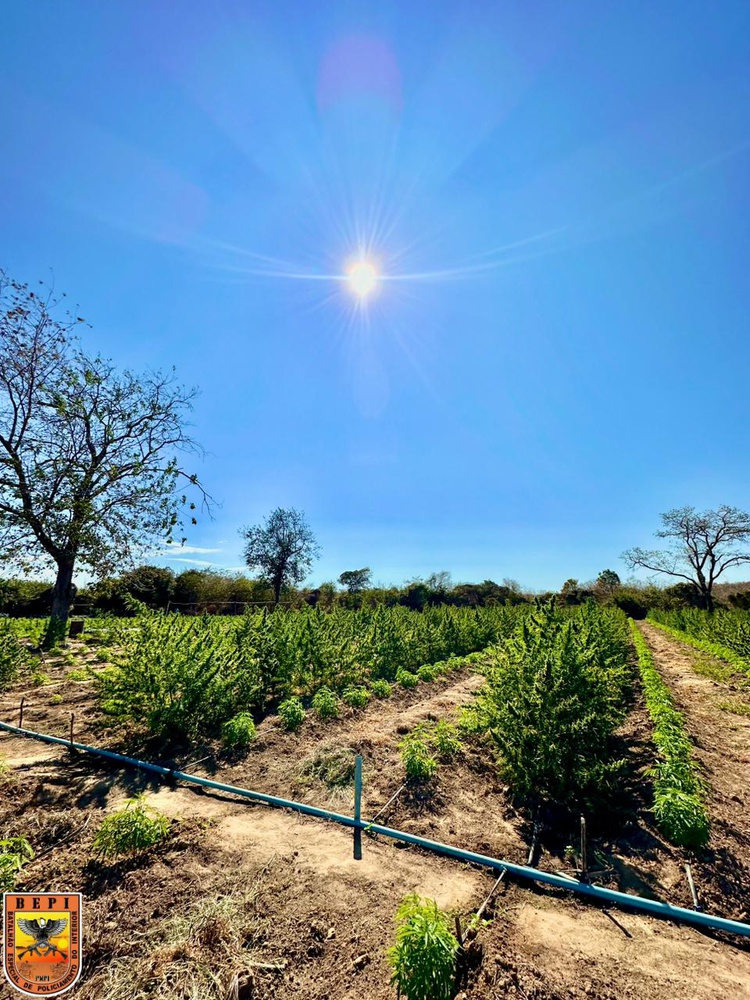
1;564;748;618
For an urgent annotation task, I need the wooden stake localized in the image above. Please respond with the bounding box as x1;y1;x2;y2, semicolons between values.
353;754;363;860
69;713;75;749
19;696;25;729
454;914;464;946
685;864;701;911
476;870;507;922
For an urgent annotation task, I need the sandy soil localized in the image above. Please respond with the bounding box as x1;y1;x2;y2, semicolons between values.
2;636;750;999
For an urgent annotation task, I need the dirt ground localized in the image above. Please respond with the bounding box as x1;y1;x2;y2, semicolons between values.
1;633;750;999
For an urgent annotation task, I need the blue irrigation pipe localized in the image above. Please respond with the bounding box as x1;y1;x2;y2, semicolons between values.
2;719;750;940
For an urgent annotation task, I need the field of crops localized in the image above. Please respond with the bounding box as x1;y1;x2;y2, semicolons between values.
2;601;750;999
648;607;750;671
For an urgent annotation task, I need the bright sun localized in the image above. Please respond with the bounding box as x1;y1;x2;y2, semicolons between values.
346;260;379;298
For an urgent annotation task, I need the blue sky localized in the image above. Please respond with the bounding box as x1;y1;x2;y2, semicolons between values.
2;1;749;589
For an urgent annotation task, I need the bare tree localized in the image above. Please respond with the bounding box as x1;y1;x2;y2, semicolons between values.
0;270;210;643
240;508;320;606
622;505;750;611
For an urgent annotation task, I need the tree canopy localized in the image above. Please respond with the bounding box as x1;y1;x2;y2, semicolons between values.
622;505;750;611
0;269;208;639
240;507;320;605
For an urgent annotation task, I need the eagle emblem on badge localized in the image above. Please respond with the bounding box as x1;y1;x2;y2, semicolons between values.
3;893;82;996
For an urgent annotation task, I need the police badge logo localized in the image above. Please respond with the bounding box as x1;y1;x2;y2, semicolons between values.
3;893;82;996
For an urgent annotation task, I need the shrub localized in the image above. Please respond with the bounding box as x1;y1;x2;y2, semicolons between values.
221;712;257;749
387;894;459;1000
477;601;630;808
431;720;463;760
278;697;306;731
400;734;438;783
312;686;340;721
342;685;371;709
93;795;170;857
370;679;392;699
416;664;438;682
396;669;419;689
95;608;256;741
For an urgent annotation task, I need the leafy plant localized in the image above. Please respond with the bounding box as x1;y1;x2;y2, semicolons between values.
631;623;710;848
416;664;439;682
476;601;630;809
431;720;463;760
278;696;306;731
370;678;393;698
400;734;438;783
0;622;28;690
221;712;257;749
95;608;256;741
312;686;340;720
341;685;371;709
387;894;459;1000
396;669;419;689
93;795;170;857
0;836;35;891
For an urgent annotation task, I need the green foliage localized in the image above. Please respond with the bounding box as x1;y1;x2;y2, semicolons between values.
93;795;170;857
95;607;257;741
0;836;35;891
31;669;51;687
221;712;257;749
341;685;371;709
416;664;439;682
387;894;459;1000
648;609;750;674
312;685;340;720
397;668;419;689
476;601;630;809
431;720;463;759
0;620;28;689
277;696;306;731
400;734;438;783
631;623;710;848
370;678;393;698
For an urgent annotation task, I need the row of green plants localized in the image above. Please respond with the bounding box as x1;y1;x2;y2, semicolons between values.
648;608;750;672
630;623;710;848
95;604;511;741
469;600;631;811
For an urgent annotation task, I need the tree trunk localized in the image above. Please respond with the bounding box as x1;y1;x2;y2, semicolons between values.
43;556;76;648
705;590;715;613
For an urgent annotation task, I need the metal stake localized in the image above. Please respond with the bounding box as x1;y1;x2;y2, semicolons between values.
353;754;362;860
580;815;588;882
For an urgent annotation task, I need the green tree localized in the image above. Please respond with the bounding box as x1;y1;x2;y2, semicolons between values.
239;508;320;606
0;271;209;643
623;505;750;612
338;567;372;593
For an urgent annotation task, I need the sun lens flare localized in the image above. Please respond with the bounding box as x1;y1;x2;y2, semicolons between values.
346;259;379;298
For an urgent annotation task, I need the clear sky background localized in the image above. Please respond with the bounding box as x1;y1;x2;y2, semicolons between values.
2;1;749;590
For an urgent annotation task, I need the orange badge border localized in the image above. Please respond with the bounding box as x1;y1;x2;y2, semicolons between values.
3;892;83;997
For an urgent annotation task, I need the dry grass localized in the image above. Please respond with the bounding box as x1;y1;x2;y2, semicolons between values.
77;868;273;1000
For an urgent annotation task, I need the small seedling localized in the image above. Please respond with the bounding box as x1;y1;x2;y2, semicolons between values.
342;685;371;709
0;837;35;892
221;712;257;749
400;734;438;783
312;686;340;721
396;669;419;689
370;679;392;698
388;894;459;1000
278;696;306;730
93;795;170;857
